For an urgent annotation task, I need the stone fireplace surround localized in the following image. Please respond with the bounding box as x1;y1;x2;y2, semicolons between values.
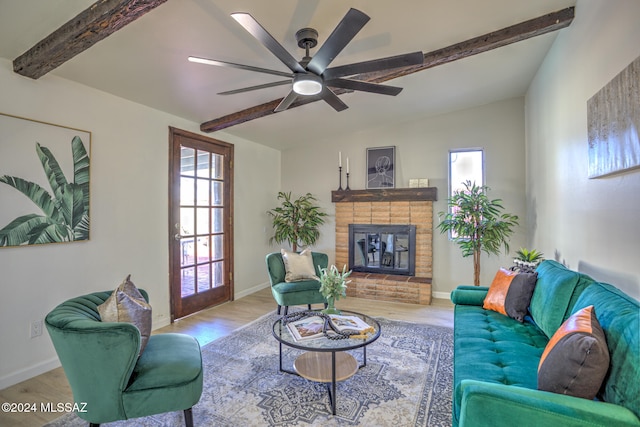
332;188;436;305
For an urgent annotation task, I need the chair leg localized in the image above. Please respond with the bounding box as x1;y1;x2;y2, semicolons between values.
283;306;289;315
277;305;282;315
184;407;194;427
307;304;312;310
324;302;328;309
89;424;100;427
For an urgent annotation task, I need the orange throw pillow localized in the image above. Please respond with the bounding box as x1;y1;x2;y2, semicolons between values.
483;268;537;322
538;305;610;399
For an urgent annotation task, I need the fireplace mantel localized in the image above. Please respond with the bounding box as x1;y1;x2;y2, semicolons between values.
331;187;437;203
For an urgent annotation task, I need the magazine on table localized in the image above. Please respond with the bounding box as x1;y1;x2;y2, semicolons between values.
286;316;327;341
327;314;374;335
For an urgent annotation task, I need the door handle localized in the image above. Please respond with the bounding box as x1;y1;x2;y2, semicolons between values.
174;233;183;241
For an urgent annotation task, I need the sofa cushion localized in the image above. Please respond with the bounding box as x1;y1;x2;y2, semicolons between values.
123;333;203;419
126;333;202;391
538;305;609;399
529;260;594;338
573;282;640;419
483;268;537;322
453;303;549;424
272;279;322;295
281;248;319;282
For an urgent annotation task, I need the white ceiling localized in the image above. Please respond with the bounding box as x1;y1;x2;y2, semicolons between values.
0;0;576;150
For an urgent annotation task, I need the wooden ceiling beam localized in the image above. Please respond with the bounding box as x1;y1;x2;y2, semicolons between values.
13;0;168;80
200;7;574;133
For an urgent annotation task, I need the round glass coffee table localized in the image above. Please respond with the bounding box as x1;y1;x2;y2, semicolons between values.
272;310;381;415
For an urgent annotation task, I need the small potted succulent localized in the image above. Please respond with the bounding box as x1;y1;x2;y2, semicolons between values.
318;264;351;315
513;248;544;272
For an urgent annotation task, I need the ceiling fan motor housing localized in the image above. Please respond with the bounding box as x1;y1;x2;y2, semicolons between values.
295;28;318;49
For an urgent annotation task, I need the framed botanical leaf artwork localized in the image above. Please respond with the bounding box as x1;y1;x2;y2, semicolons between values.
0;113;91;247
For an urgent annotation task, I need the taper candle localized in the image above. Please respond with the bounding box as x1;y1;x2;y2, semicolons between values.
346;157;349;173
339;151;342;167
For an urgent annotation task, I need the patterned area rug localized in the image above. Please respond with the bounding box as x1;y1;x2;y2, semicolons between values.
46;312;453;427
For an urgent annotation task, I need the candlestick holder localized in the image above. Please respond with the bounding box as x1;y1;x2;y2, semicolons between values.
345;172;351;191
337;166;343;191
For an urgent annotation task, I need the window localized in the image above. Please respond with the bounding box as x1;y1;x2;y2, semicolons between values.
447;149;484;239
449;149;484;197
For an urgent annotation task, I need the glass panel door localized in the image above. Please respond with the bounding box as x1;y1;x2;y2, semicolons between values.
169;128;233;320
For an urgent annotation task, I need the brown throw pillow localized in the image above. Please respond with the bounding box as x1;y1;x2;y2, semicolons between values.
538;305;610;399
281;248;318;282
98;275;152;356
483;268;538;322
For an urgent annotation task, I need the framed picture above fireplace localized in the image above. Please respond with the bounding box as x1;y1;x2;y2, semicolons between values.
366;146;395;189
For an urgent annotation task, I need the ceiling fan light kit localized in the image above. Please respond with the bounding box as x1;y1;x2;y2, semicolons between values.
190;8;424;112
292;74;322;95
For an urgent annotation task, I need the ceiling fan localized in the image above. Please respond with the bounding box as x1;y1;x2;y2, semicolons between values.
188;8;424;113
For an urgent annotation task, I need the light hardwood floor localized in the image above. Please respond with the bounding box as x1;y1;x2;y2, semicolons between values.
0;287;453;427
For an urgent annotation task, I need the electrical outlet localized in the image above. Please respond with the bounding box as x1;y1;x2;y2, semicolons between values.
30;319;43;338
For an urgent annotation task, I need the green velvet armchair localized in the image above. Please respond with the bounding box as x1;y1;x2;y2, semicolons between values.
265;251;329;315
45;290;203;427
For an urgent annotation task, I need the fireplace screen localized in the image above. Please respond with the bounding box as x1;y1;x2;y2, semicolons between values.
349;224;416;276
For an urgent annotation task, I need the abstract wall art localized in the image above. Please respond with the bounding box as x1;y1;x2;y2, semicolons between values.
587;55;640;178
366;146;395;189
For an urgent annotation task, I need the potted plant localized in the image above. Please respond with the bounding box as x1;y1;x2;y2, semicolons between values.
267;191;328;251
437;180;519;286
318;264;351;314
513;248;544;272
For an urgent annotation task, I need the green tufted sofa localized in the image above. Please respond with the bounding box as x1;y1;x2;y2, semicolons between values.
451;260;640;427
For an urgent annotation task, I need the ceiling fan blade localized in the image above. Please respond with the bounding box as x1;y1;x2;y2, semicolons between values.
319;87;348;112
307;8;370;75
274;90;299;112
231;13;306;74
218;80;291;96
323;51;424;80
325;78;403;96
188;56;293;78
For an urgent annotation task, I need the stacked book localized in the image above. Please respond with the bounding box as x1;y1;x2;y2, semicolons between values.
287;314;374;342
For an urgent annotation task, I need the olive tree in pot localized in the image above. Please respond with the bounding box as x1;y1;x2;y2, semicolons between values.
437;180;519;286
267;191;328;252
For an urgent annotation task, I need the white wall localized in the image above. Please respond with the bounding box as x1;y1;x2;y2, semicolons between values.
281;97;528;297
0;58;280;388
526;0;640;300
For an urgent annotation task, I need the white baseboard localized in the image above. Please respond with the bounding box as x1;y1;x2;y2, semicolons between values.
432;291;452;301
153;316;171;330
236;282;450;303
0;357;60;390
235;281;270;300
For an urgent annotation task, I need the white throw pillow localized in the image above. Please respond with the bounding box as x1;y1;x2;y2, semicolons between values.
281;248;318;282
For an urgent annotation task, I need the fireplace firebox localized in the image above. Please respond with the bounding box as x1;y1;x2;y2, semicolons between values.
348;224;416;276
